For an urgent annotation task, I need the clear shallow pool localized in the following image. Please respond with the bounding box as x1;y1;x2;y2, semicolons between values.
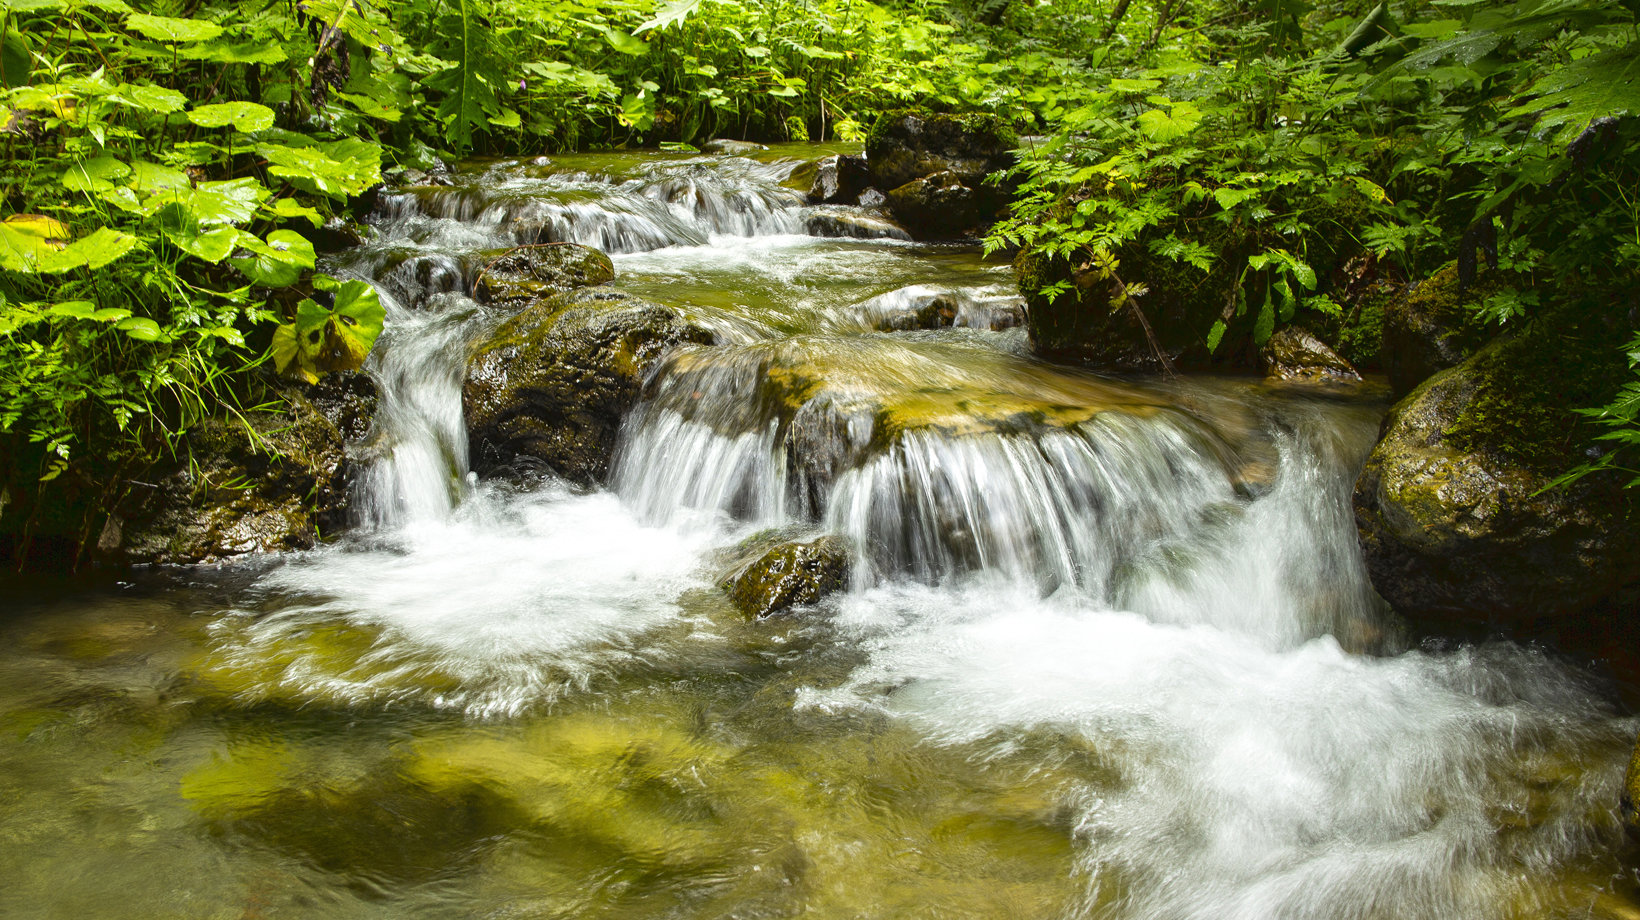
3;146;1638;920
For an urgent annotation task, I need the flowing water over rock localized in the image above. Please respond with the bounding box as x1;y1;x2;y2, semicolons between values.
2;146;1638;919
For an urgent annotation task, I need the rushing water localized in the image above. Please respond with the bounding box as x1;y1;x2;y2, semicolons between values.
3;146;1638;919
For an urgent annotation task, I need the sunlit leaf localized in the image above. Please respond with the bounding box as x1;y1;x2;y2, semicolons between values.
61;156;131;192
116;315;170;342
126;12;222;43
188;101;275;132
634;0;699;35
229;229;314;288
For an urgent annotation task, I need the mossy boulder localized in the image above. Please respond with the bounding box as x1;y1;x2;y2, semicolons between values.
864;110;1017;191
1260;327;1361;384
472;243;615;311
718;533;851;618
1353;319;1640;622
803;209;911;241
1382;261;1505;397
885;171;990;240
463;288;715;484
110;372;378;565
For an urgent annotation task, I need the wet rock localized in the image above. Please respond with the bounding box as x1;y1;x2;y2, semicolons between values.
472;243;615;310
718;533;851;618
302;216;366;254
1353;332;1640;622
1625;736;1640;833
864;111;1017;191
802;209;911;241
784;154;872;204
112;372;379;565
1383;261;1503;397
464;288;715;484
886;171;987;240
702;138;768;156
857;188;887;209
1260;327;1361;383
856;285;1025;332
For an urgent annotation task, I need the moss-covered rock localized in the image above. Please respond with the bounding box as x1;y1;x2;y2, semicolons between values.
886;171;988;240
718;533;851;618
864;110;1017;191
803;209;911;241
1382;261;1506;397
109;372;378;565
1260;326;1361;384
1353;319;1640;622
463;288;715;484
472;243;615;311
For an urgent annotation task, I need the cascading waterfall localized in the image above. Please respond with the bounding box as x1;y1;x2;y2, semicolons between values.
4;148;1634;920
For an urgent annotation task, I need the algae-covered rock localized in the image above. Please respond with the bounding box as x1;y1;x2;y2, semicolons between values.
464;288;715;483
886;171;987;240
1382;261;1504;397
113;372;378;565
803;209;911;241
702;138;769;156
472;243;615;310
865;111;1017;191
1260;327;1361;384
719;533;851;618
1353;325;1640;622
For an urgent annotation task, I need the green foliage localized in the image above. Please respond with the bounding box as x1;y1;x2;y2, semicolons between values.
271;277;384;384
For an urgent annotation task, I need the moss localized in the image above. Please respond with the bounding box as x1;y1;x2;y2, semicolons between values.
1333;288;1389;368
1441;302;1630;473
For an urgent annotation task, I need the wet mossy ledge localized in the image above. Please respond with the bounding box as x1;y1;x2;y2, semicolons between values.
463;287;716;485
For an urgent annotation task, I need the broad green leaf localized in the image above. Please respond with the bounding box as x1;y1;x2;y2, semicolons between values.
1205;319;1228;353
116;316;170;342
1109;78;1161;93
0;214;71;272
1254;299;1275;345
254;139;382;200
0;24;30;87
128;160;190;192
270;323;317;382
47;301;96;320
1136;102;1202;142
263;197;324;228
61;156;131;193
169;225;242;263
1351;176;1390;203
229;230;314;288
336;91;401;122
109;82;188;113
177;178;268;225
188;101;274;132
34;227;139;273
488;107;521;129
126;12;222;43
1401;19;1463;40
322;279;385;370
179;40;288;65
600;26;647;55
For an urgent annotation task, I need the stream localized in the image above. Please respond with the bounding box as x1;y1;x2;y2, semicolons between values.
2;145;1638;919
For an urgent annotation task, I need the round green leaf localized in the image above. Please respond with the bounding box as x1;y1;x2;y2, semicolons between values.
62;156;132;193
188;101;274;132
229;229;314;288
116;316;169;342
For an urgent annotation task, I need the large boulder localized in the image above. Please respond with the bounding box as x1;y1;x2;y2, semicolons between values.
864;111;1017;240
718;533;851;619
1354;325;1640;623
864;111;1017;190
472;243;615;310
463;288;715;483
885;171;987;240
110;372;378;565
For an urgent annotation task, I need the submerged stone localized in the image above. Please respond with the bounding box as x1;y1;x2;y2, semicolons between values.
702;139;769;156
463;288;715;483
718;534;851;618
472;243;615;310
